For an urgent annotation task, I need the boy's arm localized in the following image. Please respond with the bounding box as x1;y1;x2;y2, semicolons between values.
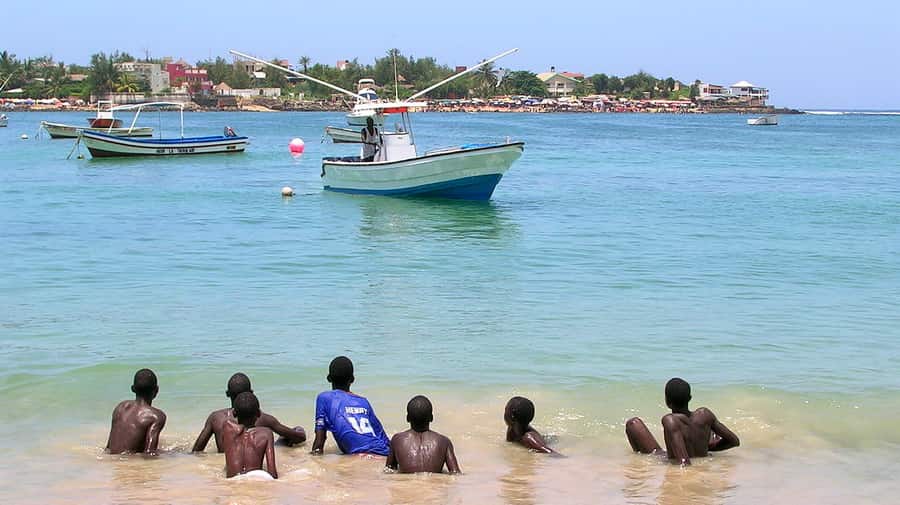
258;413;306;445
661;415;690;465
705;409;740;452
311;429;327;454
520;430;558;455
385;441;397;470
445;439;461;474
106;404;120;450
144;411;167;455
265;430;278;479
191;413;215;452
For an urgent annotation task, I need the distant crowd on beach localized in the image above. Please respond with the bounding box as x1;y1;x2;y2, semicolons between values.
107;356;740;480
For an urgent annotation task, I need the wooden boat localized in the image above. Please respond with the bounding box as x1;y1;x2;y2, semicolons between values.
79;102;248;158
42;101;153;139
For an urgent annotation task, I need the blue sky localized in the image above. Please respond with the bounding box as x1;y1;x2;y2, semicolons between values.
4;0;898;109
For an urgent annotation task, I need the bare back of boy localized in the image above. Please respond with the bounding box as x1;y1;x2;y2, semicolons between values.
222;419;277;478
194;408;305;452
387;429;460;473
106;400;166;454
662;407;737;463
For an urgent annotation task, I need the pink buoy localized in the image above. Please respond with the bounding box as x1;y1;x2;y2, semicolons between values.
289;138;305;154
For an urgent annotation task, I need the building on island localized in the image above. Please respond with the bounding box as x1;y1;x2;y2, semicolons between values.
729;80;768;106
113;62;170;93
166;60;213;95
537;67;581;97
698;82;728;98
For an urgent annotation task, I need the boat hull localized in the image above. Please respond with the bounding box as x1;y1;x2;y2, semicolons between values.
325;126;364;144
321;142;524;200
42;121;154;139
81;130;248;158
747;115;778;126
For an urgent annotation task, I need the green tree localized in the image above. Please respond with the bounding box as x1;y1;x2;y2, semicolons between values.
504;70;545;97
227;64;251;89
298;56;311;73
197;57;231;84
690;79;700;99
87;52;121;95
42;63;70;98
264;58;288;89
115;72;139;93
607;75;623;93
590;73;609;94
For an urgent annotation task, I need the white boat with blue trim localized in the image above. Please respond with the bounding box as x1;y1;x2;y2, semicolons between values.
230;48;522;200
79;102;248;158
320;101;523;200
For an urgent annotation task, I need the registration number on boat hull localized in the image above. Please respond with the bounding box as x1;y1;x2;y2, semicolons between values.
156;147;196;154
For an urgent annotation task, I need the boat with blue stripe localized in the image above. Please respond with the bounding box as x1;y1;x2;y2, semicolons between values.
79;102;248;158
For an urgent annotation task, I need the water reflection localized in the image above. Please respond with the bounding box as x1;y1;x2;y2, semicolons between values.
500;453;538;505
622;454;736;505
352;195;517;242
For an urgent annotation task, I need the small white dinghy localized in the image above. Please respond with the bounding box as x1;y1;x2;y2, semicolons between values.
747;114;778;126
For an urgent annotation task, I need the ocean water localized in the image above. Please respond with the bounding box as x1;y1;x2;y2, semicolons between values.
0;111;898;504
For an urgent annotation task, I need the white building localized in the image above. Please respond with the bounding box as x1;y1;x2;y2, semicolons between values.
217;87;282;98
698;82;728;98
729;80;768;105
114;62;170;93
537;68;580;97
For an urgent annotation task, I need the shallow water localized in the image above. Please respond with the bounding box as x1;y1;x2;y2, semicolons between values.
1;111;898;503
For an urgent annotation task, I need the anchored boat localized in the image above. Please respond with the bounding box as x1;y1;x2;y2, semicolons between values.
747;114;778;126
322;101;523;200
79;102;247;158
230;48;523;200
41;101;154;139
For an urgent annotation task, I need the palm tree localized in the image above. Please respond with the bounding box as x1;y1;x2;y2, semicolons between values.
43;63;70;98
476;61;498;98
88;52;120;95
298;56;311;73
115;73;139;93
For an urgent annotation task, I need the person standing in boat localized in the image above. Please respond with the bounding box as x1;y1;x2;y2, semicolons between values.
360;116;381;162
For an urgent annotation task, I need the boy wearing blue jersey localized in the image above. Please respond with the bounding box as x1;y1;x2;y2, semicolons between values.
311;356;391;456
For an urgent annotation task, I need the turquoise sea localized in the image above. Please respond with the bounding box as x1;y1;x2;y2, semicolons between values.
1;111;898;504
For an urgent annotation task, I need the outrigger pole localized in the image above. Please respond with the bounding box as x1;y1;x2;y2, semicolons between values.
228;50;365;100
408;48;519;100
229;48;519;103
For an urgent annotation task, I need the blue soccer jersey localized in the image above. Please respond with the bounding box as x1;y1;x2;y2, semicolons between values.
314;390;390;455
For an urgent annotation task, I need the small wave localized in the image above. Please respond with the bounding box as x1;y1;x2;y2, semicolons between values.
803;110;900;116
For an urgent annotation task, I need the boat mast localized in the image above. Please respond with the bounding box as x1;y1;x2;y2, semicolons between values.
408;48;518;100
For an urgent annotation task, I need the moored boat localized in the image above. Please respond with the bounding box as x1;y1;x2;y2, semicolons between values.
41;101;154;139
41;121;154;139
747;114;778;126
79;102;247;158
320;101;523;200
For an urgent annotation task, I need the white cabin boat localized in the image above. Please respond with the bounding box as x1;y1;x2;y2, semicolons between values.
0;114;7;127
747;114;778;126
79;102;247;158
321;101;523;200
41;101;154;139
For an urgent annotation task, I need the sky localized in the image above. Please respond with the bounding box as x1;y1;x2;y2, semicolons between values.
4;0;899;109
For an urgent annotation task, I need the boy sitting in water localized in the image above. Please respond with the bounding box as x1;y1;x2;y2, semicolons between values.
106;368;167;455
504;396;561;455
222;392;278;479
386;395;461;474
625;377;740;466
192;372;306;453
311;356;391;456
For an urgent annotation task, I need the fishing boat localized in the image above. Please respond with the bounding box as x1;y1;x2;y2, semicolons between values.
0;114;7;127
321;101;523;199
747;114;778;126
41;101;154;139
79;102;248;158
346;79;385;128
230;48;523;200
